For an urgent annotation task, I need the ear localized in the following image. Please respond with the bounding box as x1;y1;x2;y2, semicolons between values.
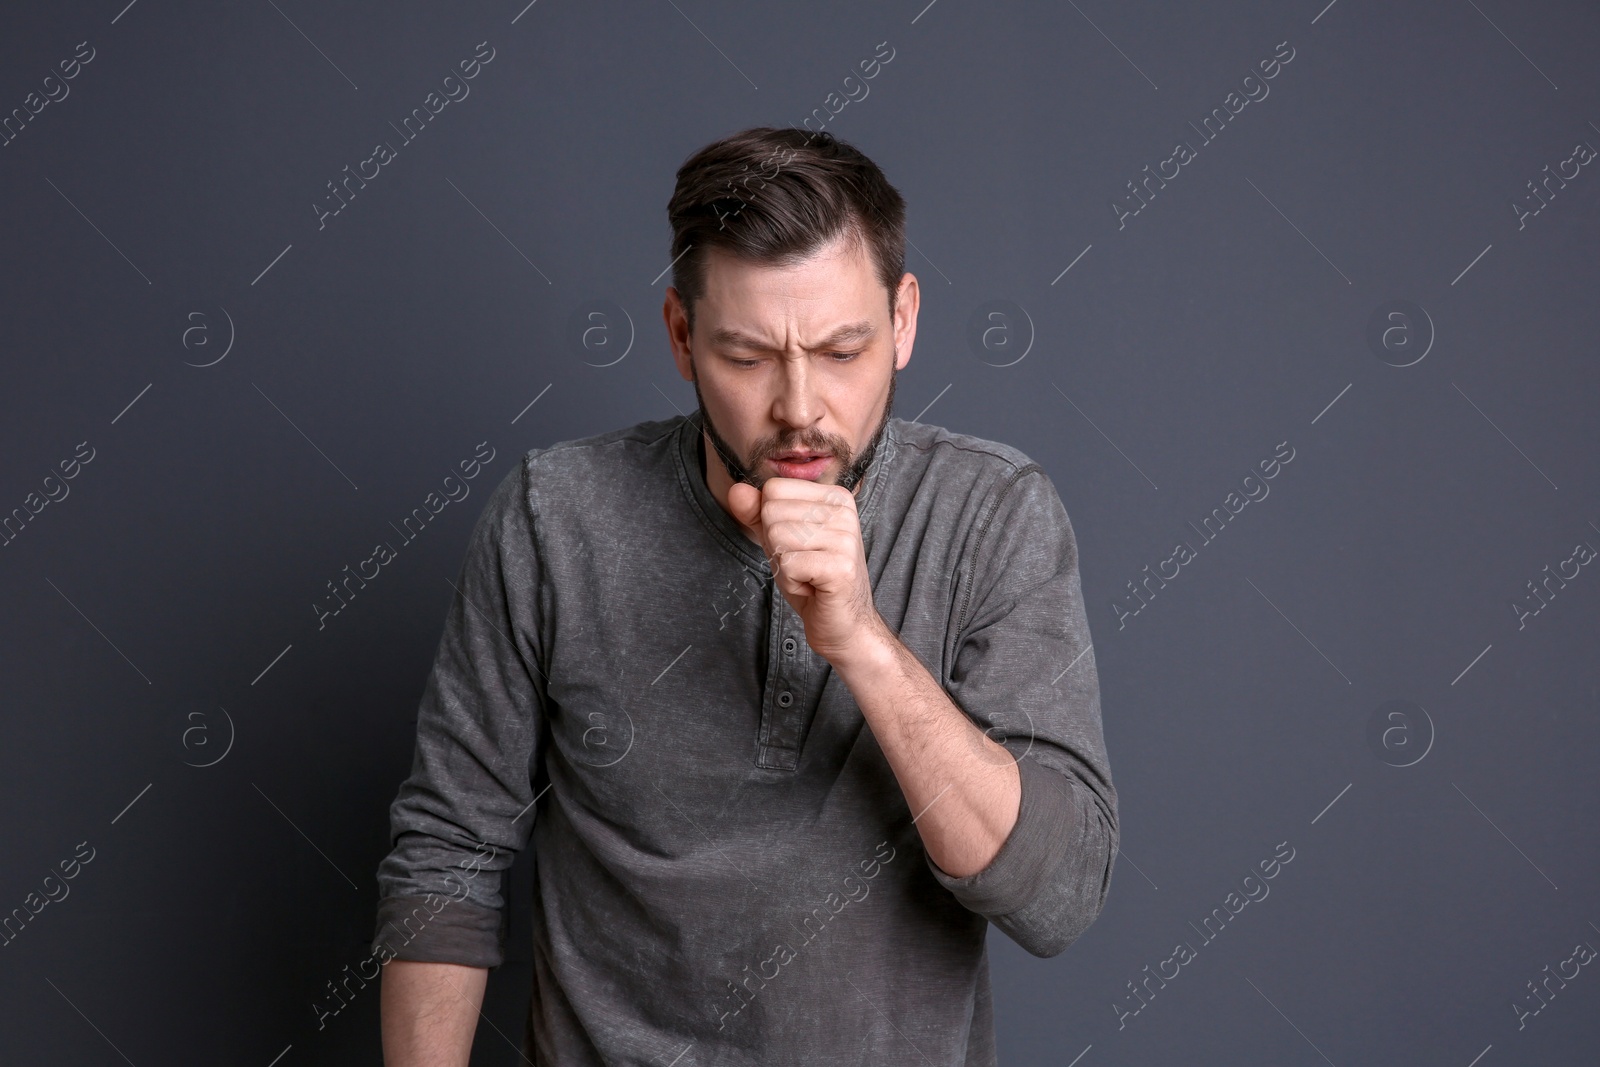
664;288;694;381
892;273;919;371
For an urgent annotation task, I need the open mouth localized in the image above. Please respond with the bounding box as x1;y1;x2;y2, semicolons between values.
769;452;832;476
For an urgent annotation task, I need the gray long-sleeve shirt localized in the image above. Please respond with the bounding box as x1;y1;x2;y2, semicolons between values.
372;412;1118;1066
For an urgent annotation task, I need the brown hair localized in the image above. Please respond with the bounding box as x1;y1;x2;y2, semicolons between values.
666;126;907;336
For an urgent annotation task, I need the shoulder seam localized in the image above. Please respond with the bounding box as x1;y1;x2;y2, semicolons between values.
512;452;552;688
955;463;1043;638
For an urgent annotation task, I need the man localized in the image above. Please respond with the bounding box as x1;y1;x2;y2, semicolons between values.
373;126;1117;1065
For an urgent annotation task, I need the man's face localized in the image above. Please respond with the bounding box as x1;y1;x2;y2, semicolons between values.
666;231;918;499
690;357;896;493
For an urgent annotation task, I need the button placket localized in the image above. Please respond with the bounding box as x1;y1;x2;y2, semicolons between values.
756;595;821;770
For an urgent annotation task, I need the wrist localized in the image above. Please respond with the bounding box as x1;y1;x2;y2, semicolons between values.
829;614;899;678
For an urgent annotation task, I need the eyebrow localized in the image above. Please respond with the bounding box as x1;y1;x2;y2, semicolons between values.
708;320;876;354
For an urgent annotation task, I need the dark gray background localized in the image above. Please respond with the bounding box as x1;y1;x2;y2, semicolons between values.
2;0;1596;1063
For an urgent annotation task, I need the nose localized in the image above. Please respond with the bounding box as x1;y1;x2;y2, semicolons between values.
772;352;822;433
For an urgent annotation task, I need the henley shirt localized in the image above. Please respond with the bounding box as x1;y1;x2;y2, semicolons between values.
371;411;1119;1066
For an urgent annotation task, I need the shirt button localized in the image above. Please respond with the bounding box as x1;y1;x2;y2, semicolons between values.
777;690;794;708
782;637;797;655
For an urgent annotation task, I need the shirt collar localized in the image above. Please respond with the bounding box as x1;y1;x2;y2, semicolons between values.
673;411;898;572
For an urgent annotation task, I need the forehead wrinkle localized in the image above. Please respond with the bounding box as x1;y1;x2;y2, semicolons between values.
709;320;877;354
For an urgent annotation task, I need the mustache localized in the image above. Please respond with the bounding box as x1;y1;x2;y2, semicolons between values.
764;443;839;459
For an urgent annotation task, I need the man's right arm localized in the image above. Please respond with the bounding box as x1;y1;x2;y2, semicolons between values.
381;960;488;1067
372;456;549;1059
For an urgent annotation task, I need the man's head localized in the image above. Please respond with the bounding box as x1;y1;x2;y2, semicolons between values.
663;127;919;504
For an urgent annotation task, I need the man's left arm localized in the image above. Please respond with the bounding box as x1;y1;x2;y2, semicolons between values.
733;462;1118;959
832;466;1119;959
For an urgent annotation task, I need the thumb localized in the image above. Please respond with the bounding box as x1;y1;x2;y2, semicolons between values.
726;481;762;528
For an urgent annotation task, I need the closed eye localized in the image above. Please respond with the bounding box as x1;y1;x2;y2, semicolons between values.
730;351;862;368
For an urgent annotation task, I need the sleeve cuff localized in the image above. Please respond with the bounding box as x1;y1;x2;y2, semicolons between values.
924;755;1077;918
372;894;505;969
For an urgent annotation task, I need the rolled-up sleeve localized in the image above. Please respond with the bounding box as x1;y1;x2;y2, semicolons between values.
371;455;548;969
928;464;1119;959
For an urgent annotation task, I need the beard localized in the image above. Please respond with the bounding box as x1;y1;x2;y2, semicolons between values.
691;356;897;493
